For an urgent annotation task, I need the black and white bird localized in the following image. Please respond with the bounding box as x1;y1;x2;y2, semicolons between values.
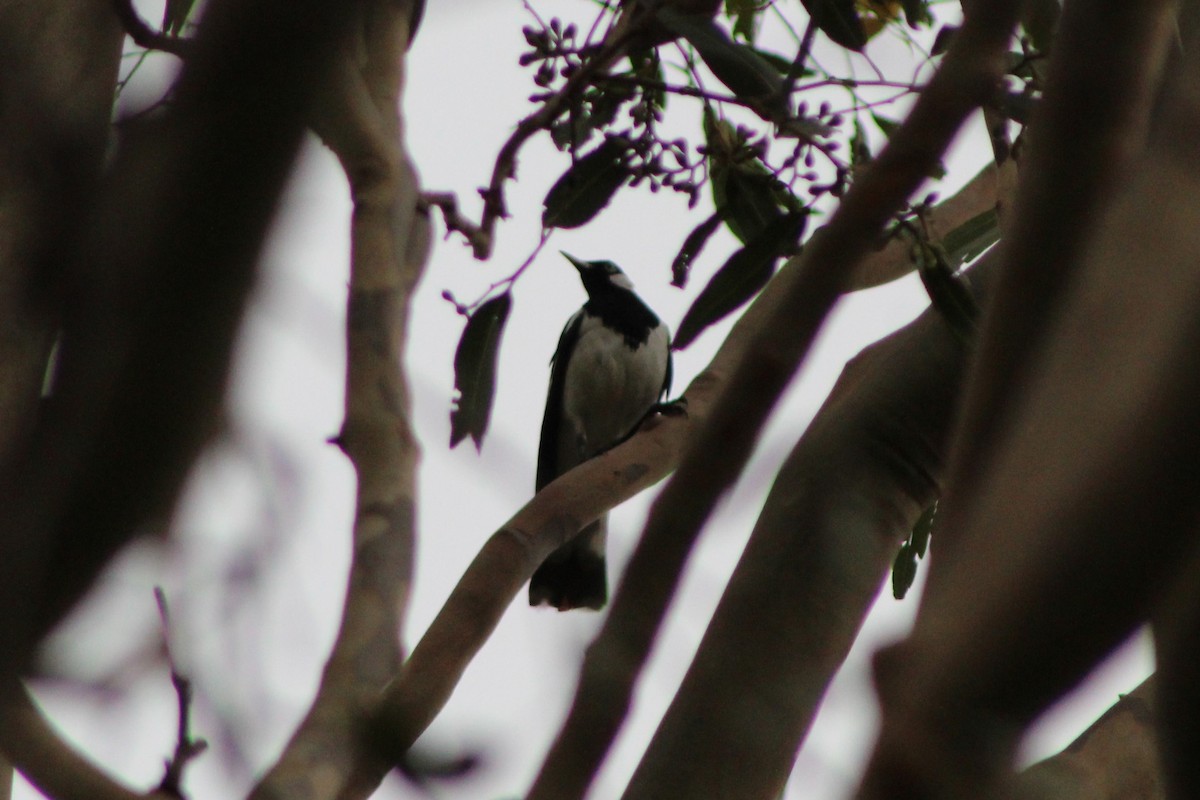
530;253;672;611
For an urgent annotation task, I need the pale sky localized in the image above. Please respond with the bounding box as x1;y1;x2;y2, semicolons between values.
18;2;1154;799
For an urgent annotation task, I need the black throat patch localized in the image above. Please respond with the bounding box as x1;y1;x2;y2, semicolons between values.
584;290;661;348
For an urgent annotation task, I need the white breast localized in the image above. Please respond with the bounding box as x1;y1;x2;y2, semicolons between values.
559;314;670;463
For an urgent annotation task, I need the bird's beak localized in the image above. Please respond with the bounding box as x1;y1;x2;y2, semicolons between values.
560;251;587;273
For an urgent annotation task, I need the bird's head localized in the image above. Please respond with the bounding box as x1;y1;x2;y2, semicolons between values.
562;252;635;295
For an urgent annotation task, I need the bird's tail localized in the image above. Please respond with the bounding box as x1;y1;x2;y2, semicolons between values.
529;516;607;611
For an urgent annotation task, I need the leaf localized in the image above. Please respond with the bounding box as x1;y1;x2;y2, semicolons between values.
910;502;936;558
719;164;787;243
850;115;872;169
900;0;932;28
931;25;957;56
797;0;867;51
893;501;936;599
674;211;806;349
726;0;760;41
915;239;979;344
449;294;512;450
750;47;812;76
870;111;900;138
994;90;1037;125
162;0;198;34
942;208;1000;266
628;48;666;110
656;9;785;115
891;544;918;600
542;138;631;229
671;211;723;288
704;114;799;244
857;0;903;39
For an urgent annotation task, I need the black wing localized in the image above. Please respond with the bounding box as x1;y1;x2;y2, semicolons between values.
536;310;584;491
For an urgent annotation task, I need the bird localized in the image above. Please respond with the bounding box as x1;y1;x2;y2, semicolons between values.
530;252;672;611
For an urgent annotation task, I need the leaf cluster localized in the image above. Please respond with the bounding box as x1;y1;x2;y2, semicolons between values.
445;0;1060;450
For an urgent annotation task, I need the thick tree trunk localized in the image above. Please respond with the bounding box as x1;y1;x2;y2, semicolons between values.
622;253;996;800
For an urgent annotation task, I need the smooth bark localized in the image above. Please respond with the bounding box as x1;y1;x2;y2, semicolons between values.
857;7;1200;798
247;3;427;800
622;252;998;800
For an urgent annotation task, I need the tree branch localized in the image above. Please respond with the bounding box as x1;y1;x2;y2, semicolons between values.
856;4;1198;798
926;0;1175;583
0;0;359;676
472;30;634;259
0;0;123;523
246;2;428;799
0;680;170;800
1013;677;1161;800
848;158;1014;290
621;248;1000;800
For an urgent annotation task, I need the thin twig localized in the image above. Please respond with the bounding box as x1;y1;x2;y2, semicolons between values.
782;17;816;100
474;28;636;259
110;0;193;57
419;192;487;251
153;588;207;799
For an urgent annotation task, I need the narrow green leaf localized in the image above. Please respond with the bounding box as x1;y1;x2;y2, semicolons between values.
850;115;872;169
942;208;1000;266
931;25;958;56
721;165;786;243
994;90;1037;125
542;138;631;229
674;212;806;349
162;0;198;35
656;9;785;115
910;502;937;558
797;0;867;51
870;111;901;138
915;240;979;344
706;111;801;243
891;544;918;600
671;211;724;288
900;0;933;28
449;294;512;450
750;47;812;76
726;0;760;40
893;501;935;598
